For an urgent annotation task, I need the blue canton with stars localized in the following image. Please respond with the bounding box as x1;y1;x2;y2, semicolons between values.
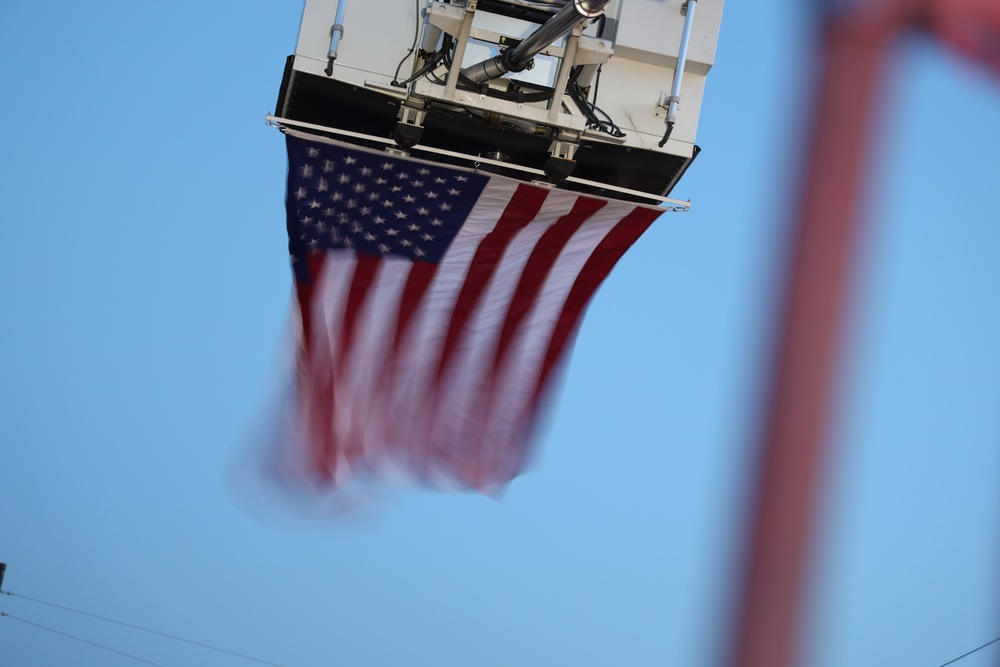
285;134;490;283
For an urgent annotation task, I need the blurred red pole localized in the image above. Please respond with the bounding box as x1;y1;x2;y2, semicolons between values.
726;12;901;667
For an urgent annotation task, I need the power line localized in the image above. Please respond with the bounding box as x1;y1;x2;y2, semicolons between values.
936;635;1000;667
1;612;166;666
1;590;284;667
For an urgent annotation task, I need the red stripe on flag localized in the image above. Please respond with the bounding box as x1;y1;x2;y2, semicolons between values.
304;323;336;482
434;184;548;380
477;205;661;484
461;198;650;488
313;255;382;473
532;206;662;406
409;185;549;482
457;195;609;486
393;262;439;353
294;253;328;359
292;253;339;482
339;262;441;469
334;255;382;375
492;196;607;374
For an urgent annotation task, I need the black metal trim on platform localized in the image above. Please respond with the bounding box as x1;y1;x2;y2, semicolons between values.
274;61;697;202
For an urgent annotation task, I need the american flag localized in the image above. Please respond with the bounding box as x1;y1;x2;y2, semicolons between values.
280;129;663;494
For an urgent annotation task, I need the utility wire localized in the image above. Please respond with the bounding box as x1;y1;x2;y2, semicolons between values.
1;612;166;666
1;590;284;667
935;635;1000;667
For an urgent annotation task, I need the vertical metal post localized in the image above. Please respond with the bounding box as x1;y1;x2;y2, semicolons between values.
325;0;350;76
547;27;583;122
668;0;697;123
444;1;478;98
658;0;697;146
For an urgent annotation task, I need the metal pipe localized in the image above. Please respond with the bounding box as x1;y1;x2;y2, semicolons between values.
420;19;443;55
461;0;610;84
658;0;696;146
667;0;697;124
325;0;349;76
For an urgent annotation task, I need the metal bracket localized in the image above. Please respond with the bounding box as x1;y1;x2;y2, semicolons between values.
394;104;427;150
543;137;580;184
443;2;478;97
547;26;583;122
398;104;425;123
549;139;579;161
654;91;681;117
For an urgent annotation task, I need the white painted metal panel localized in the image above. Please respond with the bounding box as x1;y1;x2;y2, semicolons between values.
289;0;720;153
295;0;419;80
615;0;723;72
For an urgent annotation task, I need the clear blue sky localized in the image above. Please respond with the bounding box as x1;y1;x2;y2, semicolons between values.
2;2;999;666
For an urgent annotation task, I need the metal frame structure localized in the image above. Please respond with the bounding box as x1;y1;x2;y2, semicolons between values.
274;0;723;204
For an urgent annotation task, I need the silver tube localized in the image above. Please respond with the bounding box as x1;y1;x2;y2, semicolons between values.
325;0;350;75
420;21;443;54
461;0;610;84
506;0;609;70
667;0;697;124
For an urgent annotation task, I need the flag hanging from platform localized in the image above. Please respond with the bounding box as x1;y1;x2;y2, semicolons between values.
278;129;662;494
